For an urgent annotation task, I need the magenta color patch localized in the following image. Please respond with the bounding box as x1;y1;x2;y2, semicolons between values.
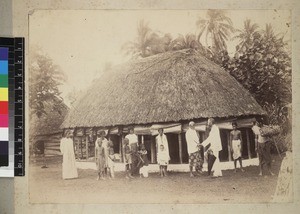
0;114;8;127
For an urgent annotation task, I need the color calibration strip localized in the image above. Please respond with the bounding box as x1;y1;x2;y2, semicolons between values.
0;47;9;167
0;37;25;177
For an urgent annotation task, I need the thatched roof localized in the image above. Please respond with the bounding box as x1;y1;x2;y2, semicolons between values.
62;49;265;128
30;101;69;137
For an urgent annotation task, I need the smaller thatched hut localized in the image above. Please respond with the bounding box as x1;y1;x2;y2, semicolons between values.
62;49;266;164
30;102;69;157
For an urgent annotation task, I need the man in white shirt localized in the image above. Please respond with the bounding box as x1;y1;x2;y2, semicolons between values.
185;121;202;177
156;128;170;161
202;118;223;177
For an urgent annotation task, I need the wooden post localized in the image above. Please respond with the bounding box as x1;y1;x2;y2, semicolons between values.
120;135;124;163
141;135;144;144
178;133;183;164
246;129;252;159
86;135;89;160
227;131;232;161
151;137;156;163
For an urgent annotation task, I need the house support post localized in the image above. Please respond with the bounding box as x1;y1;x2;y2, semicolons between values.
227;131;232;161
178;133;183;164
85;134;89;160
151;137;156;163
120;135;124;163
246;129;252;159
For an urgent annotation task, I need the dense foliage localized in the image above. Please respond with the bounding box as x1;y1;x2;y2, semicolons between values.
123;10;292;127
29;52;66;118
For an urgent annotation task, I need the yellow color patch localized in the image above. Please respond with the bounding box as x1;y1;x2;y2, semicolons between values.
0;88;8;101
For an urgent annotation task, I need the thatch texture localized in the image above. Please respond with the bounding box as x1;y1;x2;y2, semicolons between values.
62;49;265;128
30;101;69;136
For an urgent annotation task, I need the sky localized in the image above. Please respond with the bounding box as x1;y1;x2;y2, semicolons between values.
29;10;291;106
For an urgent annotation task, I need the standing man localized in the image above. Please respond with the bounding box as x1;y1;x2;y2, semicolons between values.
60;130;78;180
125;127;139;176
202;118;223;177
185;121;202;177
230;122;245;173
253;121;274;176
156;128;170;174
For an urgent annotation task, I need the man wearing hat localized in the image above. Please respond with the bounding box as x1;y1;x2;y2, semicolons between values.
185;121;202;177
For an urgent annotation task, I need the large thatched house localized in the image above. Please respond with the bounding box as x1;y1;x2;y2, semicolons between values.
62;49;265;163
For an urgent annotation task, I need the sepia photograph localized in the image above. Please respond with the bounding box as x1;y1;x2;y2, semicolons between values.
28;9;292;204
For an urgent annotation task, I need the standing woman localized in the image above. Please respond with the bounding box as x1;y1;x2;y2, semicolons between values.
253;121;274;176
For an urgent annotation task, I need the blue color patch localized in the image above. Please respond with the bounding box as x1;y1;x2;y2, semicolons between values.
0;48;8;60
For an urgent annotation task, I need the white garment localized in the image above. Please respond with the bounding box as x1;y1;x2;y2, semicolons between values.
157;150;169;165
212;157;223;177
185;128;200;154
232;139;242;160
252;125;260;135
202;124;222;154
202;124;223;177
156;134;170;161
125;134;138;145
60;137;78;179
140;166;149;177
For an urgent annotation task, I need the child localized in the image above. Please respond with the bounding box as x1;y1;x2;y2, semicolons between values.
138;143;149;178
230;122;245;173
95;134;106;180
124;138;134;179
157;144;169;177
107;140;115;179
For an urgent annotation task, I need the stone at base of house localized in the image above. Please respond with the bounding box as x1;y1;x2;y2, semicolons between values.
75;158;259;173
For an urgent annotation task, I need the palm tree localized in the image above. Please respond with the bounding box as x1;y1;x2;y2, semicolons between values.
122;20;160;58
196;10;235;53
169;34;203;51
233;19;259;52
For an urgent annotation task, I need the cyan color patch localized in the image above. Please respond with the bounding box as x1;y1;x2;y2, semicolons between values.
0;61;8;75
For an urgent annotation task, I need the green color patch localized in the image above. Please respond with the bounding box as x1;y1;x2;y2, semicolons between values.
0;74;8;87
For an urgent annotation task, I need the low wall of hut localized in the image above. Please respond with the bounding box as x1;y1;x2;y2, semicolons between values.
33;132;62;156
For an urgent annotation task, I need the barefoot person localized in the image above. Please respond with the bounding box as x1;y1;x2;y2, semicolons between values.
125;127;139;176
156;128;170;175
252;121;274;176
123;138;134;179
202;118;223;177
230;122;244;173
185;121;202;177
60;130;78;180
157;144;169;177
95;131;107;180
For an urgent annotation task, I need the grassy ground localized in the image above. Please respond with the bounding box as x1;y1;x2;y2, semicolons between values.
29;155;282;204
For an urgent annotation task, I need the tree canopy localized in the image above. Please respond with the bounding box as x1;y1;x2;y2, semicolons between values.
29;51;67;118
121;12;291;126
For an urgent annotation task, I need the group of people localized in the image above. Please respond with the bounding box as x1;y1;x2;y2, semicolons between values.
59;118;275;180
123;127;169;179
